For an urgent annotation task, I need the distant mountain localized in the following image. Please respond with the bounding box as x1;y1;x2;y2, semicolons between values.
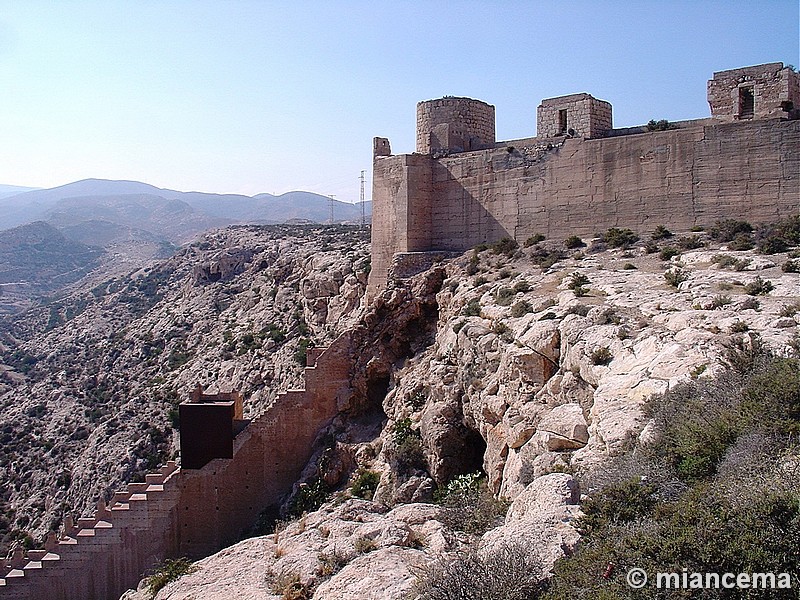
0;184;40;200
0;179;372;232
43;194;231;245
0;221;103;313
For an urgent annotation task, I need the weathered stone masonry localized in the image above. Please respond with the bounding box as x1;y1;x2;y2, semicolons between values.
0;336;353;600
368;62;800;297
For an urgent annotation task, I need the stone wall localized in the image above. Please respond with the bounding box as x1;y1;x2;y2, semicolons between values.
0;336;355;599
416;97;496;154
536;93;612;138
368;118;800;296
177;333;352;558
0;464;181;600
708;63;800;121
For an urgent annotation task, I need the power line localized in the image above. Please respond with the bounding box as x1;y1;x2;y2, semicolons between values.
359;170;366;229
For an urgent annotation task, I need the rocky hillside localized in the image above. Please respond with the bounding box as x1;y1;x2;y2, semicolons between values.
125;224;800;599
0;224;370;553
0;221;104;315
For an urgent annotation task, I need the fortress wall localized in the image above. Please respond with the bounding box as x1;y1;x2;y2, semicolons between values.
537;93;612;138
1;333;355;597
434;119;798;243
1;464;181;600
708;63;799;121
177;333;352;558
368;118;799;294
369;153;433;299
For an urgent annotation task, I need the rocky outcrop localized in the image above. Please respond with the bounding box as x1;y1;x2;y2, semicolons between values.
371;241;800;504
123;474;582;600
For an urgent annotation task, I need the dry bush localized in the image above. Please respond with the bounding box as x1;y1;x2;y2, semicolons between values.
413;540;546;600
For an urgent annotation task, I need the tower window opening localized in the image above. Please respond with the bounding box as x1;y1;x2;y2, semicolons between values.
558;109;568;134
739;86;754;119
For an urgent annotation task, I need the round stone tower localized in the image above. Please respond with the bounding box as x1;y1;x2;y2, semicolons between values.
416;96;496;154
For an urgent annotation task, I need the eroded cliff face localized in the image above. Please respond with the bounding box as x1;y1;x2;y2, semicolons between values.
131;234;799;600
374;244;798;502
0;224;370;551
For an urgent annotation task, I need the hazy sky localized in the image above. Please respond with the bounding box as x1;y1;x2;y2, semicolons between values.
0;1;797;201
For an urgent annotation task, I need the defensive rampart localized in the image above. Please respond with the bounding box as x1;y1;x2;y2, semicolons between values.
368;63;800;297
0;334;353;599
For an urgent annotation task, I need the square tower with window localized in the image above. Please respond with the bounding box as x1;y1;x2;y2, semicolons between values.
707;63;800;122
537;93;612;139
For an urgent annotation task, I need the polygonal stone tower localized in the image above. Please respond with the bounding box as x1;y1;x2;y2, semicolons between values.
416;96;496;154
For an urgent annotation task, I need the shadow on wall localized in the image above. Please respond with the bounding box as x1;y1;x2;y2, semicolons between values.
429;160;513;252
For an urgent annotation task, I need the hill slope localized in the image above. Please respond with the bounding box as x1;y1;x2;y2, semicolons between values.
0;224;370;553
0;221;104;314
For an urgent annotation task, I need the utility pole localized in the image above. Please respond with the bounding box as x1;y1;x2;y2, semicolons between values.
329;195;335;224
359;170;366;229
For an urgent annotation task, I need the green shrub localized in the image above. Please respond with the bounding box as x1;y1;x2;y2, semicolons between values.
740;296;760;310
677;234;704;250
350;469;380;500
524;234;546;247
146;558;196;598
659;246;680;261
463;299;482;317
744;275;773;296
664;268;688;288
728;232;755;251
495;287;516;306
712;253;750;271
577;478;658;536
436;472;507;534
568;272;590;297
353;536;378;554
513;280;531;293
413;540;545;600
645;119;673;131
564;235;586;249
602;227;639;248
466;250;480;276
531;247;565;269
710;219;753;242
590;346;613;366
756;232;788;255
730;320;749;333
294;338;313;365
473;275;488;287
621;262;637;270
391;418;425;475
651;225;673;240
782;259;800;273
287;478;329;517
779;303;800;317
710;294;732;309
490;237;519;257
510;300;533;318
